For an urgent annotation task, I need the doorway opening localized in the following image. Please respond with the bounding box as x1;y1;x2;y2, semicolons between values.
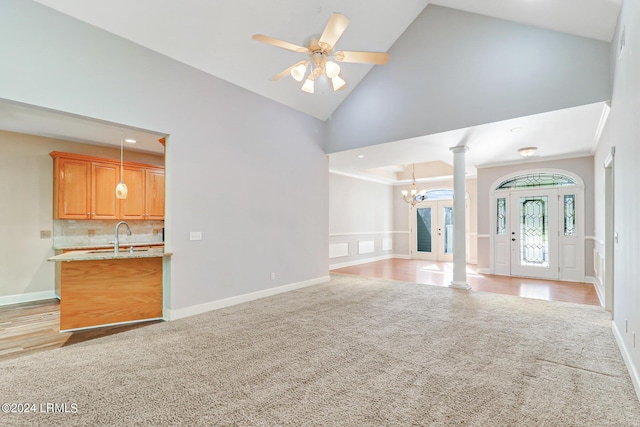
410;189;468;262
490;171;584;282
604;150;615;312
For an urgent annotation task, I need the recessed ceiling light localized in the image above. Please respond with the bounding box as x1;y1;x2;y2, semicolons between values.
510;127;522;133
356;154;364;158
125;138;137;144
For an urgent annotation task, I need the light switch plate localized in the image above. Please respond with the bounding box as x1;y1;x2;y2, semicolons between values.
190;231;202;241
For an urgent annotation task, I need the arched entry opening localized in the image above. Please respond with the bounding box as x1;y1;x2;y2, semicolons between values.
490;170;584;281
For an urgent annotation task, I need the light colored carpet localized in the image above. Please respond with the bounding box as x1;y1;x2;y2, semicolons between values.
0;274;639;426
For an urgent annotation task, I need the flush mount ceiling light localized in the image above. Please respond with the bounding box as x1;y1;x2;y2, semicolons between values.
401;163;427;207
252;13;389;94
518;147;538;158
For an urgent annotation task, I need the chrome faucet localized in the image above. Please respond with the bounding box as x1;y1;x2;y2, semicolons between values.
114;221;132;255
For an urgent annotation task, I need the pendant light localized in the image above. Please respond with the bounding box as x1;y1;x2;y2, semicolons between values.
115;128;128;199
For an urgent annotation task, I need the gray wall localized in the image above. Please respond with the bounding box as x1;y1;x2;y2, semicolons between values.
325;5;611;153
597;0;640;393
0;0;328;310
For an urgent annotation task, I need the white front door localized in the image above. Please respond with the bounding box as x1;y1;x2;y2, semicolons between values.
412;200;454;261
509;189;559;279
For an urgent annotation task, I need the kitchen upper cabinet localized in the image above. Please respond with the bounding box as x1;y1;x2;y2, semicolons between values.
91;162;119;219
51;152;164;220
119;167;146;219
54;157;91;219
145;169;165;220
119;167;165;220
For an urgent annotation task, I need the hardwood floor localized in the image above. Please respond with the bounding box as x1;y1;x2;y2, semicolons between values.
333;258;601;306
0;299;159;362
1;261;599;362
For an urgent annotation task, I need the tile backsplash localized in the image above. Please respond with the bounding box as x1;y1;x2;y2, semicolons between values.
54;219;164;248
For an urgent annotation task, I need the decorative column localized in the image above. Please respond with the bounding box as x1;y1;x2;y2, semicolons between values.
449;145;470;290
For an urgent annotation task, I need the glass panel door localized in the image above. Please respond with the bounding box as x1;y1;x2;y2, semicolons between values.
442;206;454;256
519;195;549;267
510;189;558;279
411;201;454;261
416;207;433;254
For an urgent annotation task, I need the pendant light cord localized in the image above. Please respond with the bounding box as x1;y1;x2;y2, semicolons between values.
120;128;124;176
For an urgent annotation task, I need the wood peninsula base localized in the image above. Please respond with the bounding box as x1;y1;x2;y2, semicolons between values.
59;257;163;331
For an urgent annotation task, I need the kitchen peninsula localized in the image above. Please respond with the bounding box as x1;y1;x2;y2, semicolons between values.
48;247;169;331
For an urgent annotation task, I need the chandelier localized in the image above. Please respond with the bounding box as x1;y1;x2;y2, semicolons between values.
401;164;427;207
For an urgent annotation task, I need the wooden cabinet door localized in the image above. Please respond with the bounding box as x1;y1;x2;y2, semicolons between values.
119;167;146;219
91;162;119;219
56;158;91;219
145;169;165;220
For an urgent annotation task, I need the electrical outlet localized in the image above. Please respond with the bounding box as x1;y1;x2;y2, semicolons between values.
88;229;95;237
271;273;276;280
189;231;202;241
40;230;52;239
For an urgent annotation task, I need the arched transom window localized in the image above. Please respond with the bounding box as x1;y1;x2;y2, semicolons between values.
496;173;576;190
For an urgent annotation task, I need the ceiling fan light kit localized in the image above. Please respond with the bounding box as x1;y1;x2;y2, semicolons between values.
252;13;389;94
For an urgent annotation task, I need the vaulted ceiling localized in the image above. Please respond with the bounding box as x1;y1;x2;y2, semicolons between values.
11;0;622;181
33;0;621;121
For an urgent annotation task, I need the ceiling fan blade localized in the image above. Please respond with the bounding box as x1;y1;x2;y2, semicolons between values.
319;13;350;49
334;51;390;65
271;60;308;81
252;34;309;53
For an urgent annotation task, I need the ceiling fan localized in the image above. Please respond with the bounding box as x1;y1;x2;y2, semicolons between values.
252;13;389;94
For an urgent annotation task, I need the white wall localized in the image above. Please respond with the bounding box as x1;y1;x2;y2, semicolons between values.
597;0;640;398
0;130;163;301
593;118;613;306
329;173;396;268
0;0;328;311
325;5;611;153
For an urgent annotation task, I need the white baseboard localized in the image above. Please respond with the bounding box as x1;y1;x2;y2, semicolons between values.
329;254;409;270
60;317;164;333
476;268;491;274
165;275;330;321
0;290;57;306
585;275;605;307
612;321;640;403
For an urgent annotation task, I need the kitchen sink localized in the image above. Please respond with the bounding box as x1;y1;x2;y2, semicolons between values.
87;247;151;254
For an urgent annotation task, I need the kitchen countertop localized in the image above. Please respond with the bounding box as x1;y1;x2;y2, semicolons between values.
54;242;164;251
48;246;171;262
